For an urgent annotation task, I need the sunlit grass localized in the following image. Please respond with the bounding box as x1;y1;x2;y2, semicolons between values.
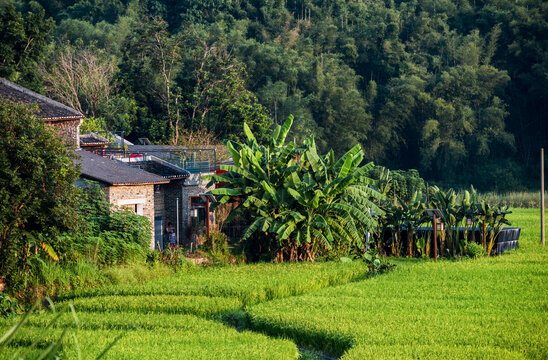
246;208;548;359
0;313;299;360
2;209;545;359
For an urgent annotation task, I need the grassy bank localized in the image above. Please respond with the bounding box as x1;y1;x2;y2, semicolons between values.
1;209;545;359
246;209;548;359
0;261;371;359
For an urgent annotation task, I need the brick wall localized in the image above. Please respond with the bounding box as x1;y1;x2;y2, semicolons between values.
47;118;82;146
103;184;156;249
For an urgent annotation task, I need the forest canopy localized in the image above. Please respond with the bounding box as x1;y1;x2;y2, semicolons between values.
1;0;546;191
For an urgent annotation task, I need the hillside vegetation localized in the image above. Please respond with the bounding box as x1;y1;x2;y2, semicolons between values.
1;0;547;191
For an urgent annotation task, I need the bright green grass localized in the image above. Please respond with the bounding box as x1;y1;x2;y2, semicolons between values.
0;312;298;359
247;209;548;359
2;209;544;359
60;260;370;305
1;257;370;359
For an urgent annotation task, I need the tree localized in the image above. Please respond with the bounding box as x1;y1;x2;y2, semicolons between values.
40;42;117;118
180;38;272;143
0;100;80;292
0;4;54;90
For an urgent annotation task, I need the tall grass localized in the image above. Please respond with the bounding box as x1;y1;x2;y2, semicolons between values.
20;261;178;302
477;190;545;208
3;210;544;359
0;313;299;360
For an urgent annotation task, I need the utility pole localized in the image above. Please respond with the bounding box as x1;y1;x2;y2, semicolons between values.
542;148;545;246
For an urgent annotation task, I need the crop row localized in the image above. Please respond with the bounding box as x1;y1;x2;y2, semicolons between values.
0;312;298;360
62;294;241;318
61;261;370;305
246;210;547;359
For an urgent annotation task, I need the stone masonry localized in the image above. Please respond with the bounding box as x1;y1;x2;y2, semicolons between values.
102;184;156;249
47;119;82;146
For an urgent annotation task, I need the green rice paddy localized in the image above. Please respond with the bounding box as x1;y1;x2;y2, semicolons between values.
1;209;546;359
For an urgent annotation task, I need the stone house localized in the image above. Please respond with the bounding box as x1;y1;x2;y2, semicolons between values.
75;150;169;249
0;78;83;145
1;77;214;249
118;155;191;249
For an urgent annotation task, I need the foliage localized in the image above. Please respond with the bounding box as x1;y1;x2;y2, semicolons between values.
0;100;80;294
2;210;542;359
158;247;195;271
5;1;548;191
0;293;19;318
63;181;152;266
0;4;54;90
351;248;396;274
372;174;512;258
202;232;229;255
59;261;371;306
466;242;486;259
205;116;383;262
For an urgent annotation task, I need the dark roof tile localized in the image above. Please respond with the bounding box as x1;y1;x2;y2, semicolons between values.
80;132;110;146
75;150;168;186
0;78;83;120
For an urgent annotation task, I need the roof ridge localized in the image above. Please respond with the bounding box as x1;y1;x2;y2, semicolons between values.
0;78;83;119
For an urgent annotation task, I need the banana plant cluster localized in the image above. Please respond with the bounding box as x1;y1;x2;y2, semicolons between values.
374;181;512;258
374;189;428;257
203;116;384;262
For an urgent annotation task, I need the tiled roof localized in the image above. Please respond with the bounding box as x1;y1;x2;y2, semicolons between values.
80;132;110;146
0;78;83;120
126;156;191;180
75;150;168;186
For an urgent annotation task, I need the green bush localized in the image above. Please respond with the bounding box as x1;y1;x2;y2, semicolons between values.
205;116;383;262
59;182;152;267
203;232;230;255
466;242;487;258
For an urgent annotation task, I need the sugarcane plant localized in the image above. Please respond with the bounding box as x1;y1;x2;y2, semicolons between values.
203;116;384;262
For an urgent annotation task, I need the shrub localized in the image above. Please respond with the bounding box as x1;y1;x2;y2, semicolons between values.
203;232;230;255
60;182;152;266
0;100;80;294
467;242;487;258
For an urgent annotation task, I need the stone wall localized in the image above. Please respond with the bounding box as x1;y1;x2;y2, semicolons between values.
47;118;82;146
103;184;156;249
181;173;215;246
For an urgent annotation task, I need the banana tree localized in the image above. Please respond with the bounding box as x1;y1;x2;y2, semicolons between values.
479;203;511;255
204;116;384;262
461;186;481;253
429;186;465;257
401;191;427;257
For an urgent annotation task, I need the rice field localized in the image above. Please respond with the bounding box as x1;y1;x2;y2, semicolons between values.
0;209;546;359
247;209;548;359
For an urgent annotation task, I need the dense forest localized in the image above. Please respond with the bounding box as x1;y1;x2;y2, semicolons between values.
0;0;546;191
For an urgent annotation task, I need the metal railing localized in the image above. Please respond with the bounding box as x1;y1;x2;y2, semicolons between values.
126;148;218;174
